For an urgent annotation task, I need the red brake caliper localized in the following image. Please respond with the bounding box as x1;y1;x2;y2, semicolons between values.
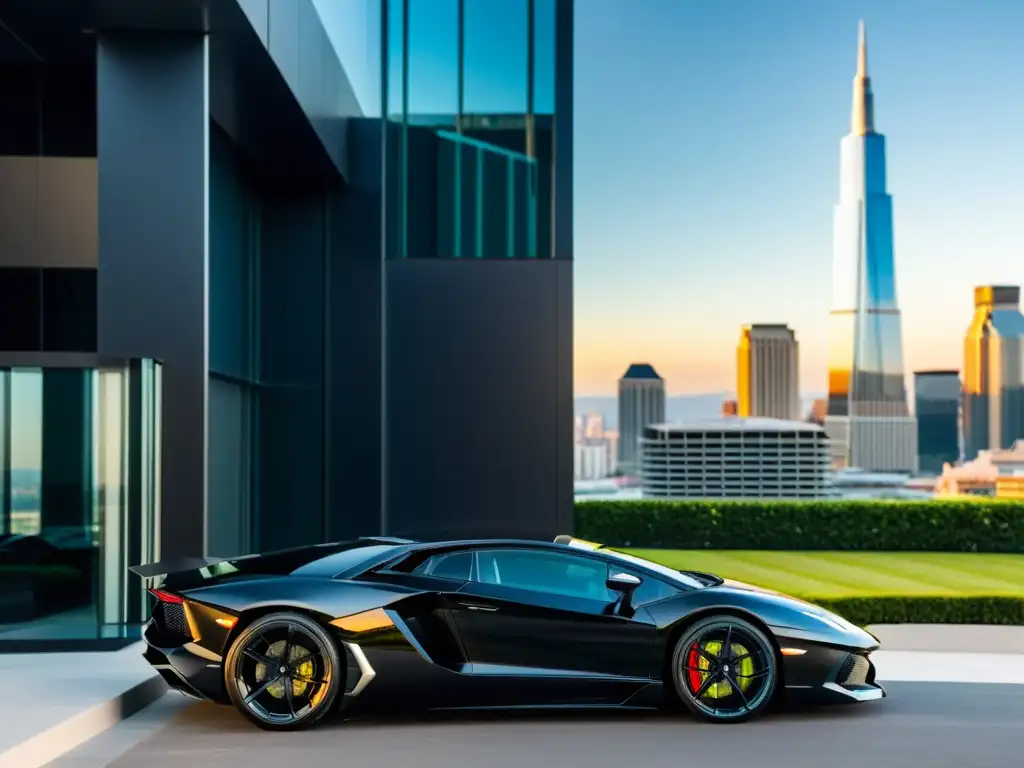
687;643;702;692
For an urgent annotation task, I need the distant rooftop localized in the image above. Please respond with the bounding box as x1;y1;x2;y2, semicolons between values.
621;363;662;380
648;417;824;433
975;285;1020;308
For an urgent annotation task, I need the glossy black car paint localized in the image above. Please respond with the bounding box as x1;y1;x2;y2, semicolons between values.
134;537;885;716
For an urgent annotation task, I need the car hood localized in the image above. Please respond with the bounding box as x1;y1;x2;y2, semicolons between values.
704;578;877;647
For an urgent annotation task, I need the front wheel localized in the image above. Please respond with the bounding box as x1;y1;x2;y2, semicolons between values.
224;611;344;731
669;615;778;723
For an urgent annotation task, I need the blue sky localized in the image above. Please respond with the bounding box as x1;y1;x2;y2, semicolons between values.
572;0;1024;394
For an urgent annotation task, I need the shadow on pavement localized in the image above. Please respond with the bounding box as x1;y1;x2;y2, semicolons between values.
166;693;892;734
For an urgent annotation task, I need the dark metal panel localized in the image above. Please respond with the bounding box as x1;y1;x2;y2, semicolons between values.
384;259;572;541
325;119;385;540
0;159;39;264
96;35;209;558
554;259;573;533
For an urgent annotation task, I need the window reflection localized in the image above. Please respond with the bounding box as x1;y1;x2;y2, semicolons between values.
384;0;559;259
408;0;458;116
8;370;42;536
463;0;528;115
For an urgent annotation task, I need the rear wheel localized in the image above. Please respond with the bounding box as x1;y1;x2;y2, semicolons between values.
224;611;343;731
670;615;777;723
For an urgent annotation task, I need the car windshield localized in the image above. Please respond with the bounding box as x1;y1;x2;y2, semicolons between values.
603;549;711;589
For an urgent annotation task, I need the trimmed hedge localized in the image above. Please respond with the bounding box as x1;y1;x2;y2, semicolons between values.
810;596;1024;627
575;499;1024;552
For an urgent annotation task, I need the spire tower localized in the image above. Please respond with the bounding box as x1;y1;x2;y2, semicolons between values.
851;20;875;136
826;21;917;473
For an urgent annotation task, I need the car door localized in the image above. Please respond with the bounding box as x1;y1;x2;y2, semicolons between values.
447;547;656;680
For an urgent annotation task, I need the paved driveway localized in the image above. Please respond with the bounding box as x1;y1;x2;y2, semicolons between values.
60;682;1024;768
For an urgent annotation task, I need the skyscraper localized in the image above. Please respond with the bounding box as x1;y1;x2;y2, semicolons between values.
824;22;917;474
617;363;666;477
737;324;800;421
914;370;961;474
963;286;1024;458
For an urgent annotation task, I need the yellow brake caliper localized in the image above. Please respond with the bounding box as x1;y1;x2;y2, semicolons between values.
696;641;755;699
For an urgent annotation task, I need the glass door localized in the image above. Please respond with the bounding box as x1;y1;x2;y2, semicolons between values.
0;357;161;648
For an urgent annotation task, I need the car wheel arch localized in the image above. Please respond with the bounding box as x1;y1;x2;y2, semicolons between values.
223;605;338;658
660;606;784;697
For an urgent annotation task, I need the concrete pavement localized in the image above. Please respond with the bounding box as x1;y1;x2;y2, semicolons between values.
54;683;1024;768
4;625;1023;767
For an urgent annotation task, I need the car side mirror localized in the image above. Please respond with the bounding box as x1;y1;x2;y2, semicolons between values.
606;571;642;617
607;571;642;592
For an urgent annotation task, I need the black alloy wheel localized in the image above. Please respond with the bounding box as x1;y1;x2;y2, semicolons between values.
225;611;343;731
670;615;778;723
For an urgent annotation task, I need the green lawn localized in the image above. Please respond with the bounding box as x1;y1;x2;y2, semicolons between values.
626;550;1024;599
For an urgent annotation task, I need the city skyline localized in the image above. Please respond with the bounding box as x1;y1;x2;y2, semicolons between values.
574;0;1024;395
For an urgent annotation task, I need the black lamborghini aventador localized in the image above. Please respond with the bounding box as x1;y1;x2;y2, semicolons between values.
133;536;885;730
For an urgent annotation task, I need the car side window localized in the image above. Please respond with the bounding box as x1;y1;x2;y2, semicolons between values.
470;549;614;602
616;568;681;607
413;551;472;581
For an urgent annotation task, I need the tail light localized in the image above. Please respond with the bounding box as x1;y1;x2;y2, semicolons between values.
148;588;184;604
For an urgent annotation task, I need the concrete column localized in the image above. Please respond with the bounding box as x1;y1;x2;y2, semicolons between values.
97;35;209;558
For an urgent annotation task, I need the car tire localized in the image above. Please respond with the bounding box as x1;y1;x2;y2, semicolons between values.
224;611;344;731
669;614;778;723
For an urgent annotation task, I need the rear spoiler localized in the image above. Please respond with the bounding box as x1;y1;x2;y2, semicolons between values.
128;537;416;580
128;556;237;579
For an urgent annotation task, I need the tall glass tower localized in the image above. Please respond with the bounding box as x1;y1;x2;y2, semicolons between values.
824;22;918;473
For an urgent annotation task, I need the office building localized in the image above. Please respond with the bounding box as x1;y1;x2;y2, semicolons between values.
963;286;1024;458
824;22;917;474
914;370;961;474
0;0;574;649
640;418;832;500
617;363;666;477
737;324;800;421
574;440;612;481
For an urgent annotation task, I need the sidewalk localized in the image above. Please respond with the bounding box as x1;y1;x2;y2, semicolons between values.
1;625;1021;768
867;624;1024;654
0;642;166;768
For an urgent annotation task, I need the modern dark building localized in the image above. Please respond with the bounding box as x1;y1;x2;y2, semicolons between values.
913;370;961;475
0;0;573;649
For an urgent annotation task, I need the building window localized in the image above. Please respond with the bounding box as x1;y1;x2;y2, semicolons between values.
383;0;559;259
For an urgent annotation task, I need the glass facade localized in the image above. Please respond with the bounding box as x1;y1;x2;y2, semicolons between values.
383;0;559;259
207;127;328;557
827;134;909;419
0;358;160;647
914;371;961;474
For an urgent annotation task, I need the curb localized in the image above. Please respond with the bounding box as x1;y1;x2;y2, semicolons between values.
0;674;167;768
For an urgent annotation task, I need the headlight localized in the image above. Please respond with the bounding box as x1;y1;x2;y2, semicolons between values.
801;610;850;632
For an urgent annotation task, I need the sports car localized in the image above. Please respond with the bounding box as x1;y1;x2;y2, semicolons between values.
133;535;885;731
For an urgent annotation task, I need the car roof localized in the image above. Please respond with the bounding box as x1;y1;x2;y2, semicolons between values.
293;535;655;582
